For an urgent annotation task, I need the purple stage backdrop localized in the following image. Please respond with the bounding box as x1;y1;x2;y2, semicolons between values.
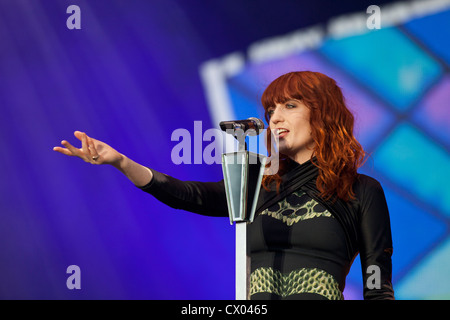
1;0;449;300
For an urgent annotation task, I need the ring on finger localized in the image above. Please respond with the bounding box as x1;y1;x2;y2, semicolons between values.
92;155;99;161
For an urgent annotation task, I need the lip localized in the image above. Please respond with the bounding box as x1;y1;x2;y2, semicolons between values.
274;128;289;138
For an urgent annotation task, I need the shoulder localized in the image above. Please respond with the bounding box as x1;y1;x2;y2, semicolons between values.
354;173;383;192
353;173;389;215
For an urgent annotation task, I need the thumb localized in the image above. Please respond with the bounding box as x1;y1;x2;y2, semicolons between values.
74;130;85;141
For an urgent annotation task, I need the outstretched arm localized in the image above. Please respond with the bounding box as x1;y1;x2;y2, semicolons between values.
53;131;152;187
53;131;228;217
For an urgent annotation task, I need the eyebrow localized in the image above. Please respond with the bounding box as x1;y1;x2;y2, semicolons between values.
272;98;299;105
267;98;301;111
285;99;301;103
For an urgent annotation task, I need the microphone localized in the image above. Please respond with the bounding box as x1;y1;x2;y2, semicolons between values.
219;117;265;136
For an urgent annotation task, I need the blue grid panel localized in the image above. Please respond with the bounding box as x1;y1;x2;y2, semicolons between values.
404;9;450;67
227;81;268;155
342;183;447;300
382;185;447;279
372;122;450;217
319;28;443;111
412;75;450;148
227;78;266;122
396;236;450;299
226;50;395;150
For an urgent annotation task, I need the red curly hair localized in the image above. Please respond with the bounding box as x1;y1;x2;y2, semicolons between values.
261;71;366;202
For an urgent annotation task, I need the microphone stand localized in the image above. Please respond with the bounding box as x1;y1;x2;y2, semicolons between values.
221;129;266;300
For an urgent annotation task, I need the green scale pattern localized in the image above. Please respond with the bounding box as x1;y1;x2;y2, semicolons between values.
251;190;343;300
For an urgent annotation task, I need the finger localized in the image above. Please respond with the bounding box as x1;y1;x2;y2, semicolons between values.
61;140;79;155
87;136;100;162
74;130;84;141
81;133;91;158
53;146;73;156
61;140;89;162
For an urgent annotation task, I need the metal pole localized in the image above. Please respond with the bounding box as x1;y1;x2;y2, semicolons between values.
221;130;266;301
235;222;250;300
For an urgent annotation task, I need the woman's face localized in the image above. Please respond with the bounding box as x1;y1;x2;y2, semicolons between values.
267;98;315;164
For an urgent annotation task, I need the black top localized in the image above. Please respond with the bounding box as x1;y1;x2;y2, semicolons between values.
138;159;394;300
249;189;349;300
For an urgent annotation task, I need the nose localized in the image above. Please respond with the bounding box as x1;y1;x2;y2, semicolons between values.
269;105;284;125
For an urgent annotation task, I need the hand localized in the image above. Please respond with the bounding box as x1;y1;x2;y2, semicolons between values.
53;131;123;166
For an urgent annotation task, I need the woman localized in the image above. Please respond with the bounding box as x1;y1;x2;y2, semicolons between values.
53;71;394;300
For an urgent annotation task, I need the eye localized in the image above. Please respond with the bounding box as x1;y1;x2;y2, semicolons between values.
285;103;296;109
267;108;275;117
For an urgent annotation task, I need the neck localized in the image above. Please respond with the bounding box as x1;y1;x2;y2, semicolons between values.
290;150;314;165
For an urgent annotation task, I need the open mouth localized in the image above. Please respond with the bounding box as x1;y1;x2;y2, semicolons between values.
274;128;289;138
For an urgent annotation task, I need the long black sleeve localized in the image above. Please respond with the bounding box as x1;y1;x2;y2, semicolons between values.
356;176;395;300
138;168;229;217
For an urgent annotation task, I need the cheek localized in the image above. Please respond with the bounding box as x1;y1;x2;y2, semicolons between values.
292;120;313;143
292;115;311;132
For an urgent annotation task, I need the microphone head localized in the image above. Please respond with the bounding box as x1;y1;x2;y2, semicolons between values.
219;117;265;136
246;117;264;136
248;117;264;130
